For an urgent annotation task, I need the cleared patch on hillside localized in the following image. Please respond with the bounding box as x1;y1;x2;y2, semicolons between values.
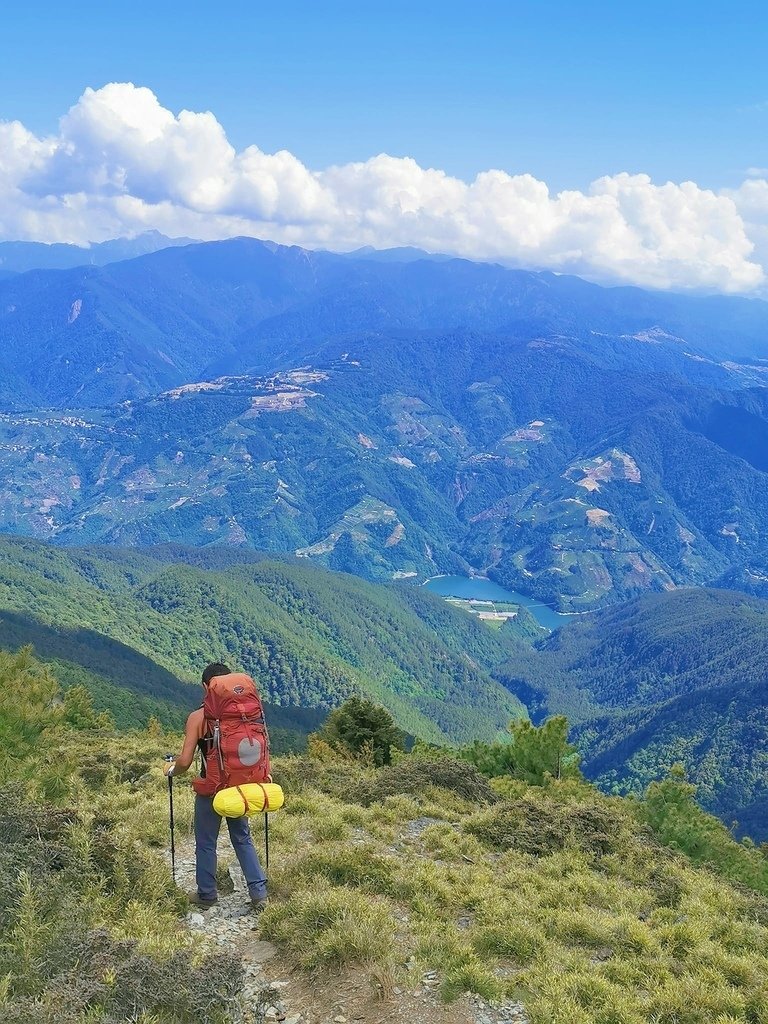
567;449;642;491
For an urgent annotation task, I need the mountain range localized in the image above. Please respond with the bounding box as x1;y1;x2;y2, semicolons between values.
0;230;196;275
0;534;525;746
0;531;764;838
2;237;768;611
497;587;768;839
1;234;767;839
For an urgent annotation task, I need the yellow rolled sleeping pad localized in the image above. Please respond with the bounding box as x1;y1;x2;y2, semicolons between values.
213;781;285;818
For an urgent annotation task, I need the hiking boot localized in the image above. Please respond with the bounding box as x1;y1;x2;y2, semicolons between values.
188;892;218;910
251;897;269;915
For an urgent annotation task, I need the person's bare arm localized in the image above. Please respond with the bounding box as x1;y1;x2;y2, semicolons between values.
165;711;201;776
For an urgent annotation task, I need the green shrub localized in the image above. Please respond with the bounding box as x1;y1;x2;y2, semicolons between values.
639;773;768;897
271;754;368;798
316;696;406;766
461;716;582;785
466;799;565;855
465;793;634;858
2;930;242;1024
349;756;497;806
0;789;209;1021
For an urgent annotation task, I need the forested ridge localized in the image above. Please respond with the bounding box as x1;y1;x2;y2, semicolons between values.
1;533;766;837
4;239;768;610
498;588;768;838
0;535;524;745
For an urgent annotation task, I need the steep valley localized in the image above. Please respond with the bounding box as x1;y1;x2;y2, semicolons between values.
1;238;767;843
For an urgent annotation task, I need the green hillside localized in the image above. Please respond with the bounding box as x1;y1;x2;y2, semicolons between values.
0;535;524;745
3;322;768;610
4;649;768;1024
498;588;768;838
2;535;764;839
0;609;325;751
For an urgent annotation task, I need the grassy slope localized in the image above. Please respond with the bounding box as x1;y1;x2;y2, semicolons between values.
258;756;768;1023
0;536;525;744
8;648;767;1024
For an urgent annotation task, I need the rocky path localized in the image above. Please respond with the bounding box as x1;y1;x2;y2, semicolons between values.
175;835;528;1024
174;837;290;1024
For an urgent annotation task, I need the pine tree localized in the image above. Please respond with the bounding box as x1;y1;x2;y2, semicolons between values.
316;696;406;766
461;715;581;785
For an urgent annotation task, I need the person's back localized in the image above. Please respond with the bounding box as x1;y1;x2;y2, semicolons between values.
165;662;268;912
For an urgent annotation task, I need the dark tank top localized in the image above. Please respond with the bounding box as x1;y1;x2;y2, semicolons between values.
197;706;214;778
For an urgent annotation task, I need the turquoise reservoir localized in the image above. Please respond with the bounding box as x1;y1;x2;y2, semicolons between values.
423;575;573;631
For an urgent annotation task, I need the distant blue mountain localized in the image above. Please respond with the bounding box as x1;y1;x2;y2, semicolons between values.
1;235;768;612
341;245;454;263
0;230;197;274
1;235;768;409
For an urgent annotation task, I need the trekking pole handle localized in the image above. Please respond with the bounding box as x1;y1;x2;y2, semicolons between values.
163;753;177;777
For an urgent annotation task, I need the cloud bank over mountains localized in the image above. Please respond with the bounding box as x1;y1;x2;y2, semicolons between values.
1;82;767;294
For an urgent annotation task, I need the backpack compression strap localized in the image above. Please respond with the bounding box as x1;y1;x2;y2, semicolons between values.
235;783;271;815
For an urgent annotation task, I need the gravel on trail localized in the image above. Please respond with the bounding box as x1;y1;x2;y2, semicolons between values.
175;831;529;1024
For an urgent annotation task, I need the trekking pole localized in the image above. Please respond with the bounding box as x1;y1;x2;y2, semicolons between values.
163;755;177;884
264;812;270;877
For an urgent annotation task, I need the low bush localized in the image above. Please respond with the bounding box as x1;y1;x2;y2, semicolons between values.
0;792;238;1023
349;756;498;806
3;929;241;1024
464;791;636;858
271;754;366;798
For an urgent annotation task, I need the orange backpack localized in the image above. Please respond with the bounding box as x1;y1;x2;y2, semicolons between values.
192;673;271;796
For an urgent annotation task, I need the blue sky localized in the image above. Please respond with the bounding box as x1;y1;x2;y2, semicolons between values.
2;0;766;190
1;1;767;293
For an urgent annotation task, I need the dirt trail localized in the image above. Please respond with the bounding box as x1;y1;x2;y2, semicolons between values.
176;835;528;1024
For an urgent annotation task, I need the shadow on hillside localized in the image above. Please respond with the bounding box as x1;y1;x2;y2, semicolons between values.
0;610;326;737
0;610;195;706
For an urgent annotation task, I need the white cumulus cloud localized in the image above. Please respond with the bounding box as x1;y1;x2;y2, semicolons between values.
0;82;766;294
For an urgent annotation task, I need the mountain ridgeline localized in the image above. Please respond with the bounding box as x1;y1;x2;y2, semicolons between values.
4;236;768;409
0;532;766;838
499;587;768;839
0;230;196;275
1;237;767;844
2;238;768;613
0;535;525;746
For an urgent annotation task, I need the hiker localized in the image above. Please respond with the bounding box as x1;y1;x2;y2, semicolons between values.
165;662;269;912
